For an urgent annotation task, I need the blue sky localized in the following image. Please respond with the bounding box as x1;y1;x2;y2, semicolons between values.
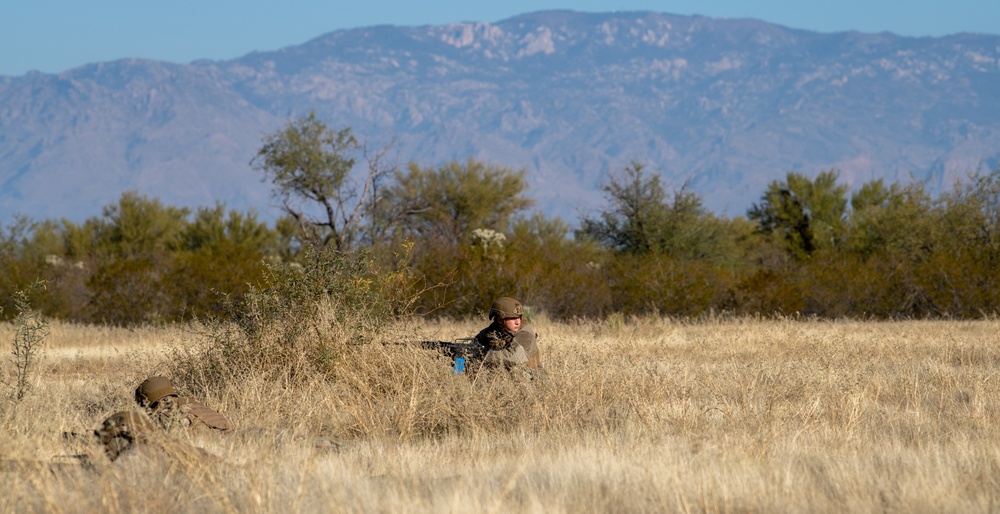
3;0;999;77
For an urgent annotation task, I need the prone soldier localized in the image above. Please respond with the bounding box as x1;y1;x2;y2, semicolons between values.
94;409;214;464
134;376;234;434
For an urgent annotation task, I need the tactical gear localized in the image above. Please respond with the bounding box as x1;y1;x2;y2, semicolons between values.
134;376;234;433
135;376;178;407
484;345;528;366
474;324;542;372
93;410;217;464
151;396;234;432
94;410;153;461
489;297;524;320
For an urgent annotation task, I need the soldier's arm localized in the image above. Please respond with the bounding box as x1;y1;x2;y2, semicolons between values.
480;329;510;349
482;344;529;366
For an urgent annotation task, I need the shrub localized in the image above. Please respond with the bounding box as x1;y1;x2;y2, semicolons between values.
171;244;420;392
87;253;173;325
1;280;50;403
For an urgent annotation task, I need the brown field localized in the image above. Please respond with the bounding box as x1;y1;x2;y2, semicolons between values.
1;316;999;513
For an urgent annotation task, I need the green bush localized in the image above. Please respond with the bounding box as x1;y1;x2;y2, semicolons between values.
86;253;173;325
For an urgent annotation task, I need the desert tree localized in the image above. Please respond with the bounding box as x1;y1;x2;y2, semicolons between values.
382;158;533;246
168;204;278;318
846;178;934;259
577;160;731;260
92;190;190;256
180;203;276;253
929;166;1000;313
574;161;748;317
937;167;1000;262
748;169;848;260
85;192;190;324
577;161;668;254
252;110;392;251
0;217;44;319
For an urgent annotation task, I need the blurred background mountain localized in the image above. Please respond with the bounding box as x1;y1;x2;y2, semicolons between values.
1;10;998;223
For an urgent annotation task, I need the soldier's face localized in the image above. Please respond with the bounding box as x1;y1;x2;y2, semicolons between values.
501;317;521;333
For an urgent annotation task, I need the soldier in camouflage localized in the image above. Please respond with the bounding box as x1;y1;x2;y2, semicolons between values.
474;297;544;374
134;376;234;434
92;410;153;462
93;409;214;464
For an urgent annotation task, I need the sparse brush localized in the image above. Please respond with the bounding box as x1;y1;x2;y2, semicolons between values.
323;343;543;440
5;317;1000;512
1;280;50;404
170;244;421;396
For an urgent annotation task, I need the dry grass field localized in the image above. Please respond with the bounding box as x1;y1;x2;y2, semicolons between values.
1;316;999;513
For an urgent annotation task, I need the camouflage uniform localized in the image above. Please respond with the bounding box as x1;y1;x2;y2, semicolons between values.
135;376;234;434
93;410;153;462
94;410;214;464
475;323;541;368
474;297;544;372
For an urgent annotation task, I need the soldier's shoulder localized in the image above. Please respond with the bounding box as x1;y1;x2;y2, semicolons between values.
475;324;501;341
516;325;537;340
180;397;235;431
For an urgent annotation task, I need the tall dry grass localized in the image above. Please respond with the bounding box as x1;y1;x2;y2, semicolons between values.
2;316;999;513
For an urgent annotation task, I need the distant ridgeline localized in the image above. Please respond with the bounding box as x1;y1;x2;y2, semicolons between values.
0;10;998;224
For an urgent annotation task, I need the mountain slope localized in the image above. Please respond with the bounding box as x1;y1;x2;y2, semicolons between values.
1;10;998;223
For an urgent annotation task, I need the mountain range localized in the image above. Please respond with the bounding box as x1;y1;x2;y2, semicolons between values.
1;10;998;225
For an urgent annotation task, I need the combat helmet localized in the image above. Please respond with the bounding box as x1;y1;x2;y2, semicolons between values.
489;297;524;320
135;376;178;408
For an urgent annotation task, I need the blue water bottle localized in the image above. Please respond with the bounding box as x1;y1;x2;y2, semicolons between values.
453;357;466;374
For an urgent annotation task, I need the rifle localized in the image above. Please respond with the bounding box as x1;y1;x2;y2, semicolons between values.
0;454;95;473
400;338;484;373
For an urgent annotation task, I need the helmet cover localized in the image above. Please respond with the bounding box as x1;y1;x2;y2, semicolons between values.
135;376;178;407
489;297;524;320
